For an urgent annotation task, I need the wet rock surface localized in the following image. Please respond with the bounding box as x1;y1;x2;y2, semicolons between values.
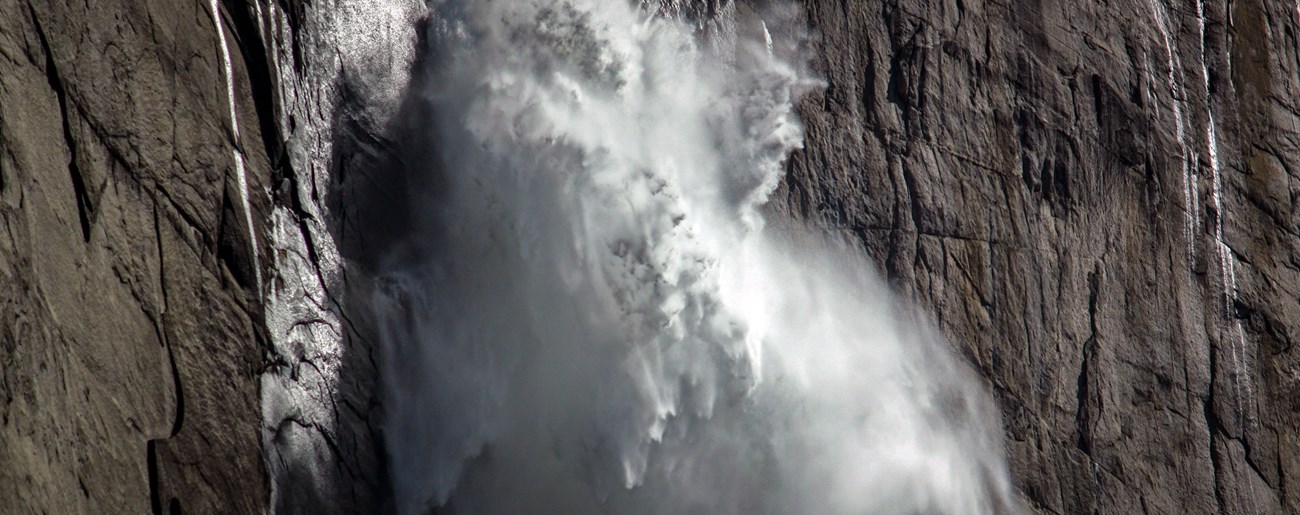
2;0;1298;513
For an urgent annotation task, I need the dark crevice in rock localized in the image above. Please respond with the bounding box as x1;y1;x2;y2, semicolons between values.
1051;153;1071;211
862;47;881;129
1020;155;1039;193
216;180;255;291
153;202;170;317
221;0;295;190
1076;264;1100;456
166;341;185;437
1074;349;1092;453
147;302;180;515
277;0;307;76
1279;428;1289;506
884;163;907;282
1205;345;1226;512
30;5;92;242
147;440;163;515
212;173;230;265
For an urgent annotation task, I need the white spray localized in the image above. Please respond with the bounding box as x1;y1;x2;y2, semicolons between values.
375;1;1015;513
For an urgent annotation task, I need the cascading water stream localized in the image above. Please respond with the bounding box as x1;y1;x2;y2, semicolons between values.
1145;0;1196;255
373;1;1015;513
1193;1;1259;509
207;0;262;295
1194;0;1254;431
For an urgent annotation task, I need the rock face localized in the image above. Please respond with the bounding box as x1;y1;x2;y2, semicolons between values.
0;0;272;512
778;0;1300;512
1;0;1297;513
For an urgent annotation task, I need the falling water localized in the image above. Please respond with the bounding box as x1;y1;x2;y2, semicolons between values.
207;0;262;294
374;1;1014;513
1194;0;1254;430
1146;0;1196;255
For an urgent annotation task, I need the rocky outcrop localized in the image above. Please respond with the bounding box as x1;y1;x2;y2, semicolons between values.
2;0;1298;513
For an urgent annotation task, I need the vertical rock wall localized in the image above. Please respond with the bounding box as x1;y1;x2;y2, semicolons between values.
779;0;1300;512
0;0;271;512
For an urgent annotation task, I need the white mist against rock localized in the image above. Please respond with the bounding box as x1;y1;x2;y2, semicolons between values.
374;1;1015;513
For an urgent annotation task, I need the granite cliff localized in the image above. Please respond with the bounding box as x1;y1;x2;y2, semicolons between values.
0;0;1297;513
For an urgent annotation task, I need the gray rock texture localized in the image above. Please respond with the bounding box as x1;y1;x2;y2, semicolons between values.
1;0;1298;513
0;0;271;512
777;0;1300;512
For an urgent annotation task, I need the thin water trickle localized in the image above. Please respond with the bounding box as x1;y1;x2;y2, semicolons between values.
1147;0;1196;256
1194;0;1254;432
208;0;262;295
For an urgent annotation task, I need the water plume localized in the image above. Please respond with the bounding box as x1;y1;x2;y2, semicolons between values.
373;1;1015;513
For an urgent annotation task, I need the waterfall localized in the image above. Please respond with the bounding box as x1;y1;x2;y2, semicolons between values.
374;1;1014;513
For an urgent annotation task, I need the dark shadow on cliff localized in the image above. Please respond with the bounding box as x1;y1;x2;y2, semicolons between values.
272;12;452;514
